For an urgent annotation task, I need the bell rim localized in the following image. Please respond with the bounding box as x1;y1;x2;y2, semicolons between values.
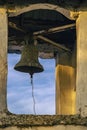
14;65;44;74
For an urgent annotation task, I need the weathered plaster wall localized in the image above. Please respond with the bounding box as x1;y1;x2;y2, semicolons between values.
1;4;87;130
56;65;76;115
56;44;76;115
76;11;87;117
0;8;8;113
0;125;87;130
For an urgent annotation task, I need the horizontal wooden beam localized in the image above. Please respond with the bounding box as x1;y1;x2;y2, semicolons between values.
8;22;73;53
34;23;76;35
9;21;75;36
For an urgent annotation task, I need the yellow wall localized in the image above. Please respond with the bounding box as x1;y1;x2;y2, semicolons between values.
56;65;76;115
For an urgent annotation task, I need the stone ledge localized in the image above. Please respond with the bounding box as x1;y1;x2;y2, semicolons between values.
0;113;87;128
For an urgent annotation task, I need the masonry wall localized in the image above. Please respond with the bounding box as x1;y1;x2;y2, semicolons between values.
1;6;87;130
0;126;87;130
0;114;87;129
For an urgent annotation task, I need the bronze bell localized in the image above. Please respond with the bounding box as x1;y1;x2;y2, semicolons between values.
14;44;44;76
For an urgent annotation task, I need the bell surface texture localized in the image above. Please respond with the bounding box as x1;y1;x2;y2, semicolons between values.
14;44;44;75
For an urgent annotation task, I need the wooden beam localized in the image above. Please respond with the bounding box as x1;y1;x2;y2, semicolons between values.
34;23;76;35
36;35;71;52
8;21;26;33
9;22;75;36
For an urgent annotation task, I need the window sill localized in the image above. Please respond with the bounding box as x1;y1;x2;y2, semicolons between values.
0;112;87;128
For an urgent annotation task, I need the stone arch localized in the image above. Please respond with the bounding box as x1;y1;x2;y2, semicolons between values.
9;3;71;20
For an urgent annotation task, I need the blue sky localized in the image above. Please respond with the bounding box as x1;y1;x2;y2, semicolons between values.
7;54;55;115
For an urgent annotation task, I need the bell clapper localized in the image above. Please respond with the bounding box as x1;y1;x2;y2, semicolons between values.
30;74;36;115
